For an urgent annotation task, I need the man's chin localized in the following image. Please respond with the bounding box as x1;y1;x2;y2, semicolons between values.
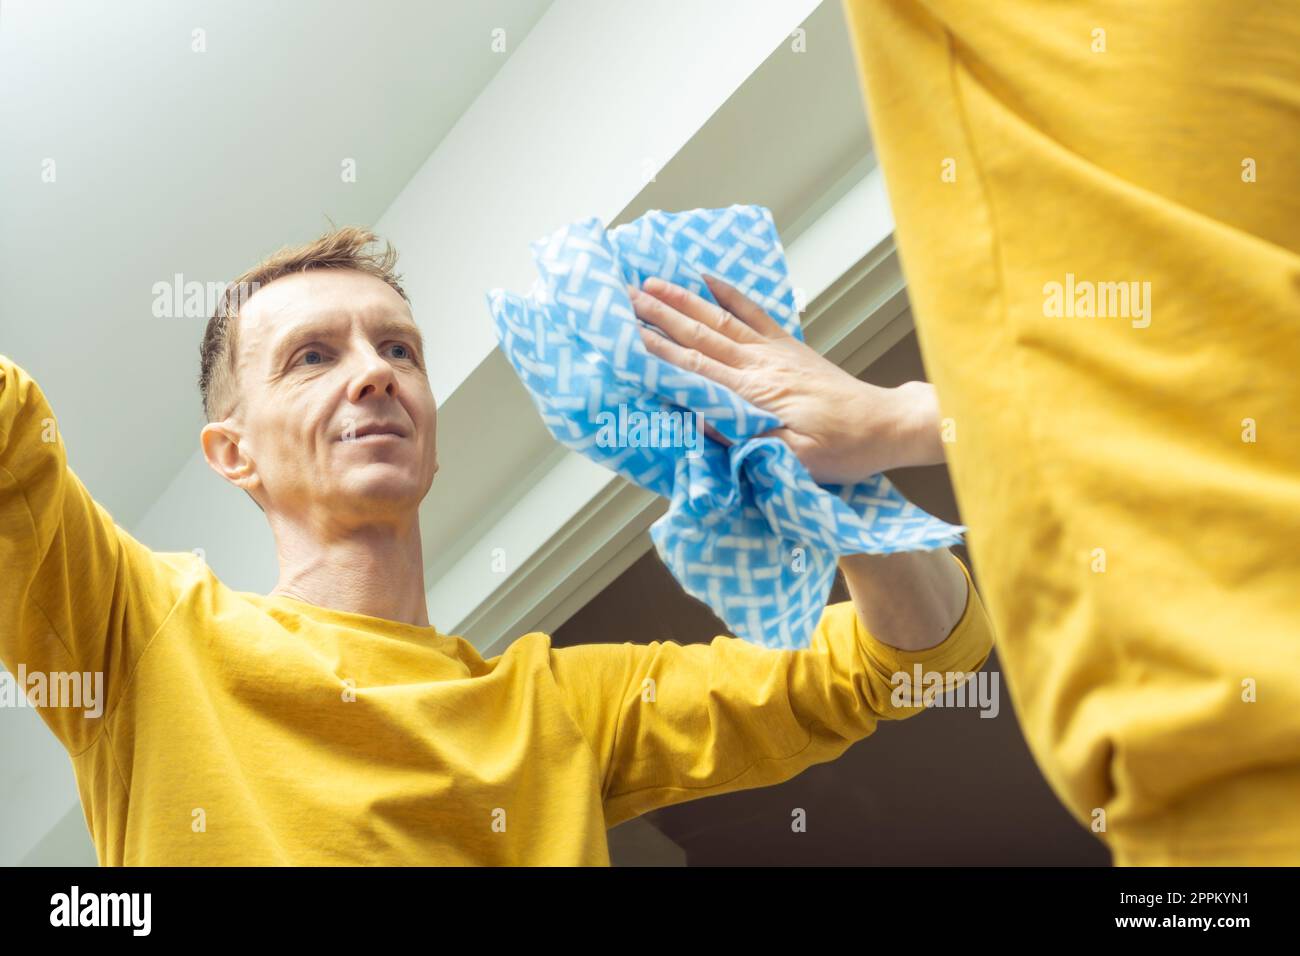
334;468;429;514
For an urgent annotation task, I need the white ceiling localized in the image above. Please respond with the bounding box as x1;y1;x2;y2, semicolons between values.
0;0;552;528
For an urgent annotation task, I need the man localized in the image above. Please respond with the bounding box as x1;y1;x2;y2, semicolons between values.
839;0;1300;864
0;227;994;865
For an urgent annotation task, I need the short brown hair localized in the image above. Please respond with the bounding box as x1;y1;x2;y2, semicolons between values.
198;225;411;422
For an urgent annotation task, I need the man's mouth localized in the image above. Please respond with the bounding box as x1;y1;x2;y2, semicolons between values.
340;423;408;442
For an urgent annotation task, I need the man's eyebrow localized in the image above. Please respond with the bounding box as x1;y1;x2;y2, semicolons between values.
268;320;338;364
372;318;426;354
267;315;426;363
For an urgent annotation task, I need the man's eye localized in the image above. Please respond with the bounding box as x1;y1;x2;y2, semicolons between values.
388;343;415;361
298;349;326;366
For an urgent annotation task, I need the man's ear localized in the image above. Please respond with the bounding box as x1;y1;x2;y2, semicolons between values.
200;421;261;502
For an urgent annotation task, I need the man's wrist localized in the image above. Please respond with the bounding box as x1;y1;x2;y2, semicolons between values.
885;380;945;470
843;379;946;480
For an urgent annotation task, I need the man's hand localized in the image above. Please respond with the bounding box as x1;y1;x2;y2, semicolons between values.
631;273;967;651
630;273;946;483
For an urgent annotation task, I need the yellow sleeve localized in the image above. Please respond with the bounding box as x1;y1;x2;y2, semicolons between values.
549;554;995;828
0;356;191;753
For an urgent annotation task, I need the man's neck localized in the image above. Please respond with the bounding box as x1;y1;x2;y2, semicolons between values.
267;510;431;628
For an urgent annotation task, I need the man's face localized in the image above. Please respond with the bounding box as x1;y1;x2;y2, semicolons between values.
217;268;438;524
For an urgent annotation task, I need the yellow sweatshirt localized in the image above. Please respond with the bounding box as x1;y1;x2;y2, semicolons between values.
842;0;1300;864
0;356;994;866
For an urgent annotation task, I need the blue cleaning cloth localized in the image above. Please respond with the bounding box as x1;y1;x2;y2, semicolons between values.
487;204;964;650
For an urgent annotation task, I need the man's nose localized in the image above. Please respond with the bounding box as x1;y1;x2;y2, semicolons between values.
346;346;398;402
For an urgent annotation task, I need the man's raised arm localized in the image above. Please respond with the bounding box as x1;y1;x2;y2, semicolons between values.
0;356;189;752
